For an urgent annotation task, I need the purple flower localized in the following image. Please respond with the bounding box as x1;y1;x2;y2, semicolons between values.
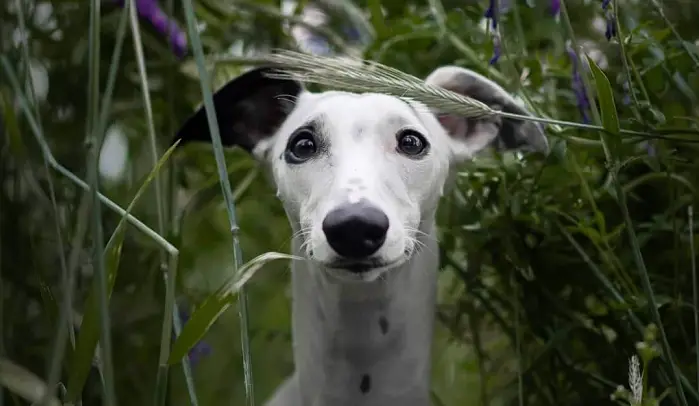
567;44;591;123
645;141;656;157
551;0;561;16
601;0;616;40
187;339;212;366
484;0;498;30
303;34;332;55
115;0;188;58
343;25;362;43
484;0;500;64
177;306;212;367
604;11;617;40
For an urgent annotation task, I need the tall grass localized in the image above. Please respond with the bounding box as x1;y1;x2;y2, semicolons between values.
1;0;698;405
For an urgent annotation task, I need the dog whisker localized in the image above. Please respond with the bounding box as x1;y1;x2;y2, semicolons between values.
404;226;440;243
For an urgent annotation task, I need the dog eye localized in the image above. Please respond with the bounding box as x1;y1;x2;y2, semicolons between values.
396;129;428;156
285;128;318;164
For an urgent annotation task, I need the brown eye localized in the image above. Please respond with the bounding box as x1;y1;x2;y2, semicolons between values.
285;127;318;164
396;129;428;156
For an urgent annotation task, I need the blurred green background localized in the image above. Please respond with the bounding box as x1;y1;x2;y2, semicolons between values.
1;0;699;405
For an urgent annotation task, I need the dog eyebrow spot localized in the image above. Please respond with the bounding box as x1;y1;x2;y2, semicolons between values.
359;374;372;394
384;114;411;130
378;316;389;334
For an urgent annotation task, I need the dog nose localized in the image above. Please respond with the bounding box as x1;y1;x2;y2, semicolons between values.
322;200;389;259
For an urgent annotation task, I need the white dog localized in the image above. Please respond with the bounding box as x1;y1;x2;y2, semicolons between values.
175;64;548;406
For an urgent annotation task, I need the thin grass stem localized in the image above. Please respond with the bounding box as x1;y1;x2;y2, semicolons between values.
171;301;200;406
180;1;255;405
154;256;179;406
125;2;191;404
690;206;698;394
86;0;117;404
611;169;690;406
649;0;699;67
128;0;166;236
611;0;651;126
163;0;200;401
12;2;76;404
0;56;178;255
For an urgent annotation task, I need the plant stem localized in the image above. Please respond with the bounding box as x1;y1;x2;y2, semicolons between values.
690;206;698;394
180;1;255;404
86;0;117;404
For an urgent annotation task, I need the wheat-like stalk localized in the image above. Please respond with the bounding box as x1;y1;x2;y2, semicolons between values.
264;50;495;119
628;355;643;405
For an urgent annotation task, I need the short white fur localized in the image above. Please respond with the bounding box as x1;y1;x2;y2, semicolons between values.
176;64;548;406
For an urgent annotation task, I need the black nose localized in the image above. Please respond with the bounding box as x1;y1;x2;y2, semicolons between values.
322;200;389;259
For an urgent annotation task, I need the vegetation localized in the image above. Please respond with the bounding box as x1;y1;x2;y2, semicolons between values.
1;0;698;405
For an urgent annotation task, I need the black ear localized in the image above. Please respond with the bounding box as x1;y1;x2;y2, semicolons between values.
425;66;549;158
174;66;304;154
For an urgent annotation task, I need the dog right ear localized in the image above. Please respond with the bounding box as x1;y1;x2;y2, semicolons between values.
425;66;549;160
174;66;304;157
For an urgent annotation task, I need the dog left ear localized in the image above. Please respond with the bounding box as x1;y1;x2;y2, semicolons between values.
174;66;304;157
425;66;549;160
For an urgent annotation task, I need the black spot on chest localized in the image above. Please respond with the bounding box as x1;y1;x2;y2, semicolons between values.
359;374;372;394
378;316;389;334
353;123;366;140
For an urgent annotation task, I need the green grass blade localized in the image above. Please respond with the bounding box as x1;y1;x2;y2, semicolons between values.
128;0;166;236
154;254;179;406
690;206;698;393
168;253;300;365
0;57;178;256
12;1;76;403
124;1;195;404
84;0;117;404
584;37;693;406
171;302;200;406
587;55;621;156
611;173;690;405
367;0;387;39
180;1;257;404
426;0;447;37
0;359;61;406
65;141;181;402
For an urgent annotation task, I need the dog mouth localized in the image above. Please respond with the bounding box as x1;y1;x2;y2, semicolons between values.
321;248;414;280
326;258;393;273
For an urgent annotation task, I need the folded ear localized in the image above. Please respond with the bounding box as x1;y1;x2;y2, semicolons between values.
425;66;549;161
174;66;304;158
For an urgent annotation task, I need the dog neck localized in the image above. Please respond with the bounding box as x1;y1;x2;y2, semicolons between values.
288;219;439;406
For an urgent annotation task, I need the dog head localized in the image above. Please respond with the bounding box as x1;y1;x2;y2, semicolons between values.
175;65;547;281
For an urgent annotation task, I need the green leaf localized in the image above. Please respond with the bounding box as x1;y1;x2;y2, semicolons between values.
0;89;26;157
426;0;447;37
367;0;388;39
65;141;180;402
65;223;124;402
586;55;621;155
168;252;300;365
0;358;61;406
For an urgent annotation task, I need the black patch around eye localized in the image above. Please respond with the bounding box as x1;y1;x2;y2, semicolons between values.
359;374;372;394
396;128;429;158
284;124;320;164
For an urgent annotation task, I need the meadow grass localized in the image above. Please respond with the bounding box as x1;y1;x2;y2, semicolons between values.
1;0;698;405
